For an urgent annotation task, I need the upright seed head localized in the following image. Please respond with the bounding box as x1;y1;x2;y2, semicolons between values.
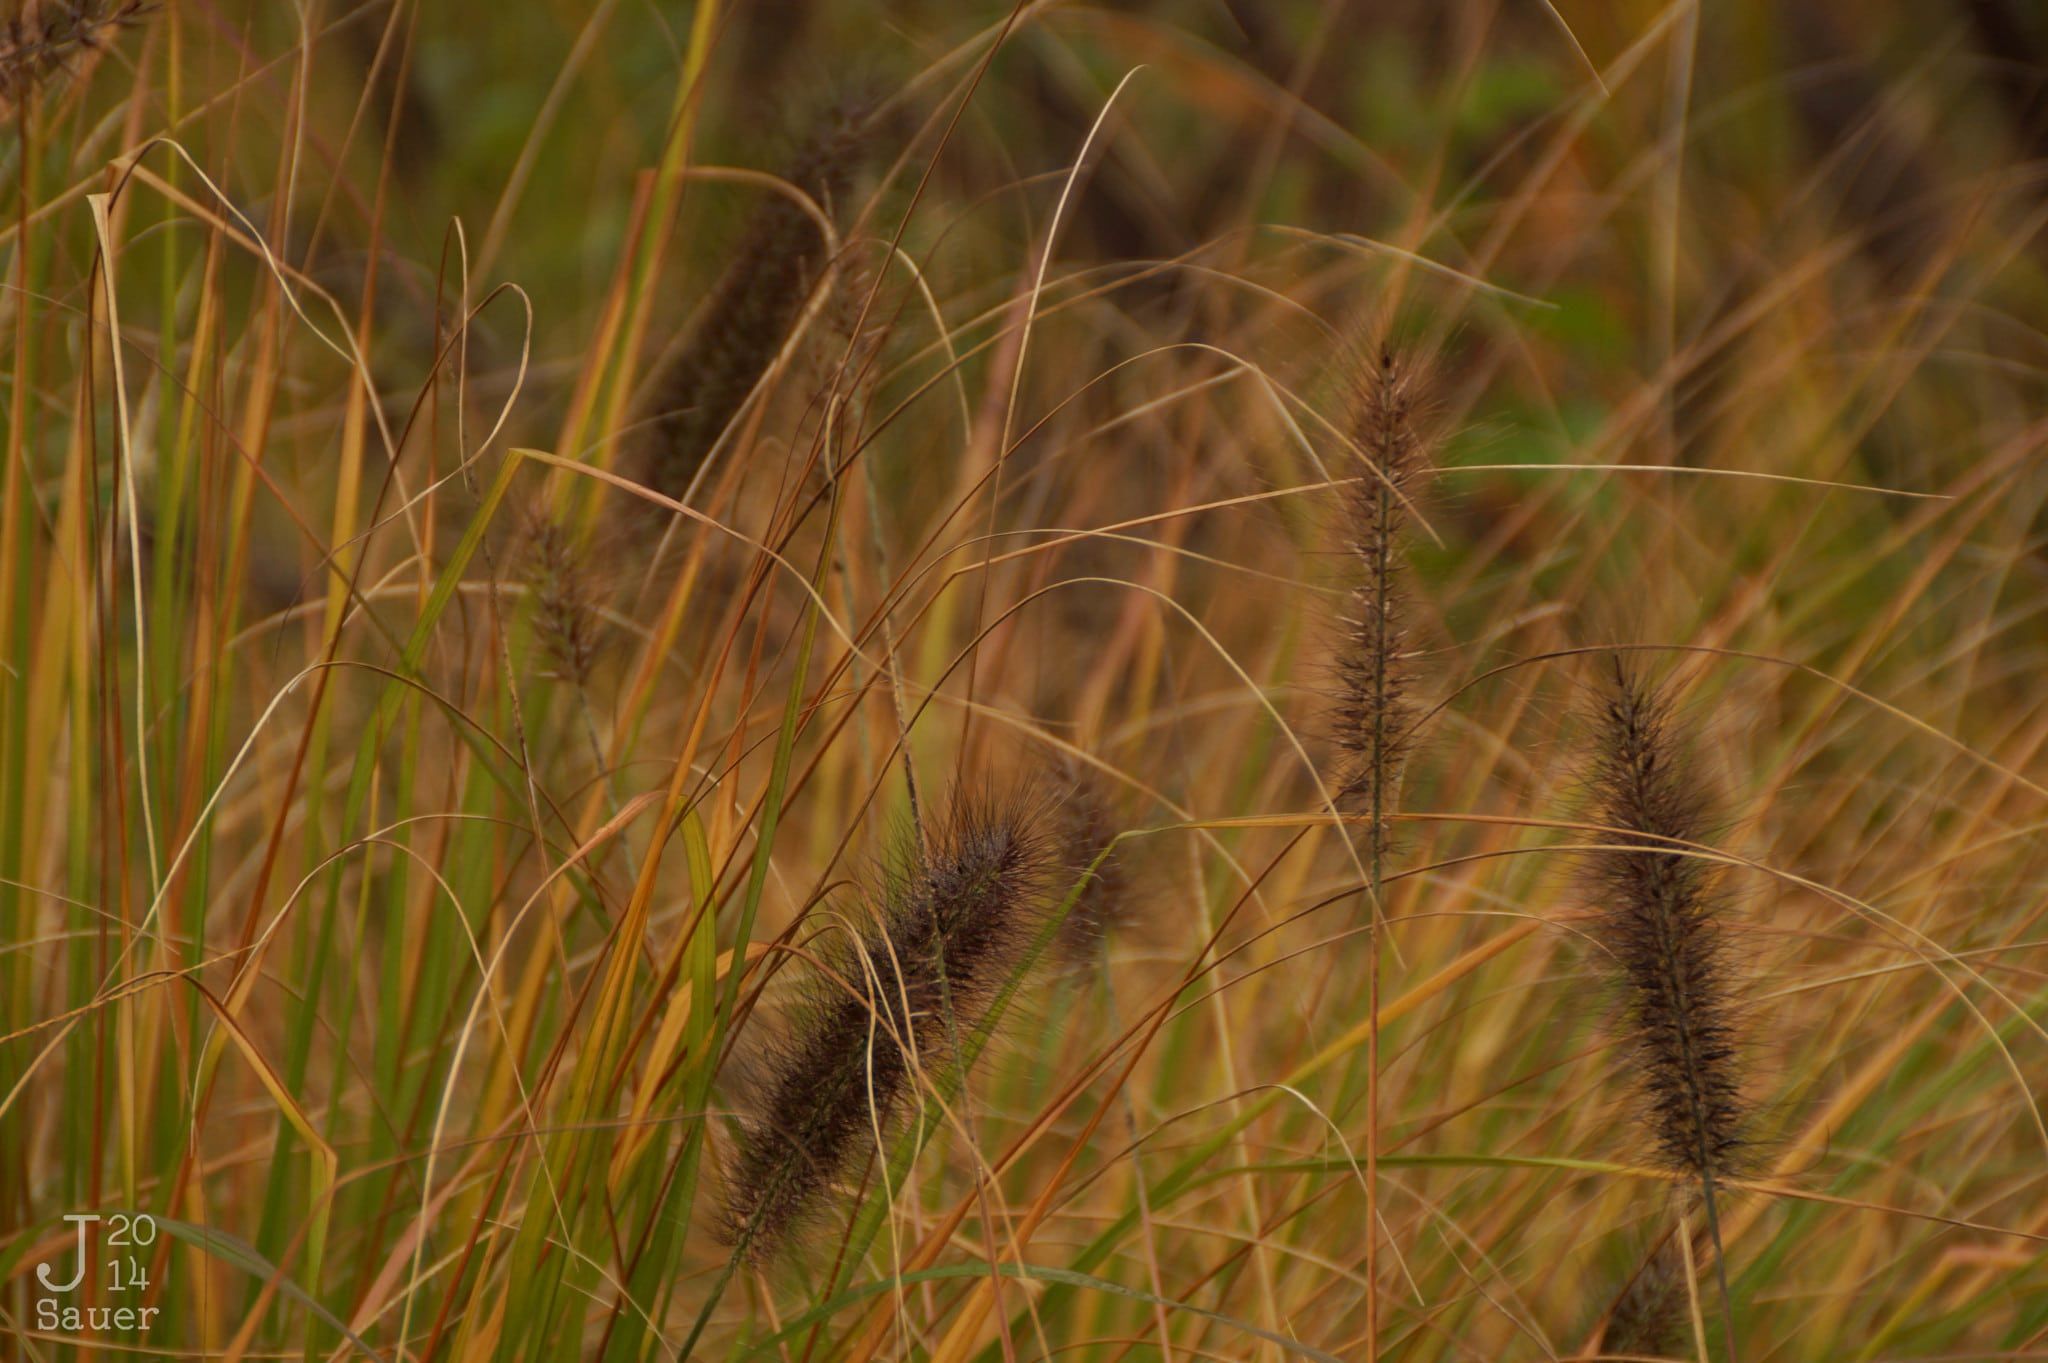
520;512;607;686
1584;658;1748;1360
1332;348;1432;851
1586;660;1745;1182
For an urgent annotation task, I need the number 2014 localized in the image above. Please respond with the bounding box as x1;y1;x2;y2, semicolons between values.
105;1215;157;1248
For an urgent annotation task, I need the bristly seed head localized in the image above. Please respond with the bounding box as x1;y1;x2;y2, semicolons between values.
521;512;606;685
641;97;875;505
1580;657;1752;1363
1;2;155;113
1048;766;1128;960
1586;659;1746;1185
722;788;1051;1260
1332;347;1432;853
1599;1236;1687;1359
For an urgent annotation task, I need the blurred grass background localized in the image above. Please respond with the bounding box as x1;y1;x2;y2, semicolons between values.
4;1;2048;1359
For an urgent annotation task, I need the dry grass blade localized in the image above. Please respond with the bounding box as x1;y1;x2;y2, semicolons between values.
8;7;2047;1360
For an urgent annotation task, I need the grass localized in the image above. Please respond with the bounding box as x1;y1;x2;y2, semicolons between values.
4;2;2048;1360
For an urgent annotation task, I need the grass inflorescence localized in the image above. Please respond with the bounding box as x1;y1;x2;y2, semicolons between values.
520;509;608;686
638;96;875;506
1332;347;1432;855
1047;764;1129;962
0;0;153;112
1600;1237;1688;1361
724;788;1052;1260
4;7;2044;1361
1585;658;1748;1358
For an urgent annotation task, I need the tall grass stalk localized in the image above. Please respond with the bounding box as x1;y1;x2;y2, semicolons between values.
5;8;2047;1362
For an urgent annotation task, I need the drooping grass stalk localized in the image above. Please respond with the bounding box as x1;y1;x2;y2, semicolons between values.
679;788;1051;1355
868;767;1132;1362
728;789;1050;1255
639;99;870;508
1587;658;1747;1362
809;814;1135;1337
